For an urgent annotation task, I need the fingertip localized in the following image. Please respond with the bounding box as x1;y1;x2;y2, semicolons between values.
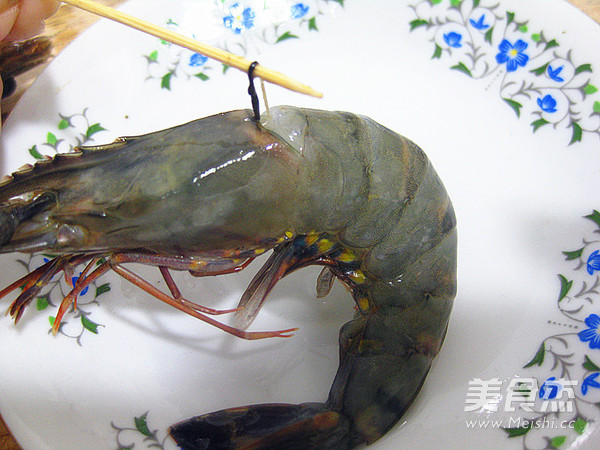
3;0;60;41
0;2;20;41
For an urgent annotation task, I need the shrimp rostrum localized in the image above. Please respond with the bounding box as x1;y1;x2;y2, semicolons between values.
0;106;457;448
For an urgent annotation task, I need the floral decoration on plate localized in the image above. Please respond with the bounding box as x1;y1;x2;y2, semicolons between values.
493;211;600;448
10;109;111;344
27;109;107;160
409;0;600;145
144;0;343;90
112;411;169;450
14;253;109;345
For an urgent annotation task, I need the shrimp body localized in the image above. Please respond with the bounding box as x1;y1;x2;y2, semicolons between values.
0;106;456;448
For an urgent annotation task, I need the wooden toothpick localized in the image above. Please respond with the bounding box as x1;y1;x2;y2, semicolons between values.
60;0;323;98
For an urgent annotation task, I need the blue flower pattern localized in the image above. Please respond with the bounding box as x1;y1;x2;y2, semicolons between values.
71;275;89;296
410;1;600;144
547;64;565;82
579;314;600;349
495;39;529;72
223;3;256;34
189;53;208;67
539;377;562;400
537;94;557;113
587;250;600;275
469;14;489;30
582;373;600;396
146;0;340;92
444;31;462;48
291;3;309;19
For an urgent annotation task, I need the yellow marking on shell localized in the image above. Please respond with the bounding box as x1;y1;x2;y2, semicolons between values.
190;259;208;270
304;232;320;246
337;249;357;263
254;248;266;255
317;238;334;253
356;296;370;312
348;269;367;284
275;231;296;244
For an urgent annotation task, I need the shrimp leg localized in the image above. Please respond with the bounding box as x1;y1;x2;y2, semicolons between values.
48;251;297;340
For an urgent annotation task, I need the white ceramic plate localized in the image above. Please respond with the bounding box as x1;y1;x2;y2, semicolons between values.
1;0;600;448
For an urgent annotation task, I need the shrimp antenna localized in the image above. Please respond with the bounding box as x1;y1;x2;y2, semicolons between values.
248;61;261;121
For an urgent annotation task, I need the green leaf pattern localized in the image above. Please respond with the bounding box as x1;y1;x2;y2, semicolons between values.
17;253;108;345
28;109;109;159
18;112;110;345
409;0;600;145
145;0;341;90
500;211;600;449
112;411;168;449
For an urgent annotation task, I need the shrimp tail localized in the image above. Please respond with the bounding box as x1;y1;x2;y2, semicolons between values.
170;403;350;449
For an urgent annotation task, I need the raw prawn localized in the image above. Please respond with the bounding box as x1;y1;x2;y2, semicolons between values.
0;106;457;448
